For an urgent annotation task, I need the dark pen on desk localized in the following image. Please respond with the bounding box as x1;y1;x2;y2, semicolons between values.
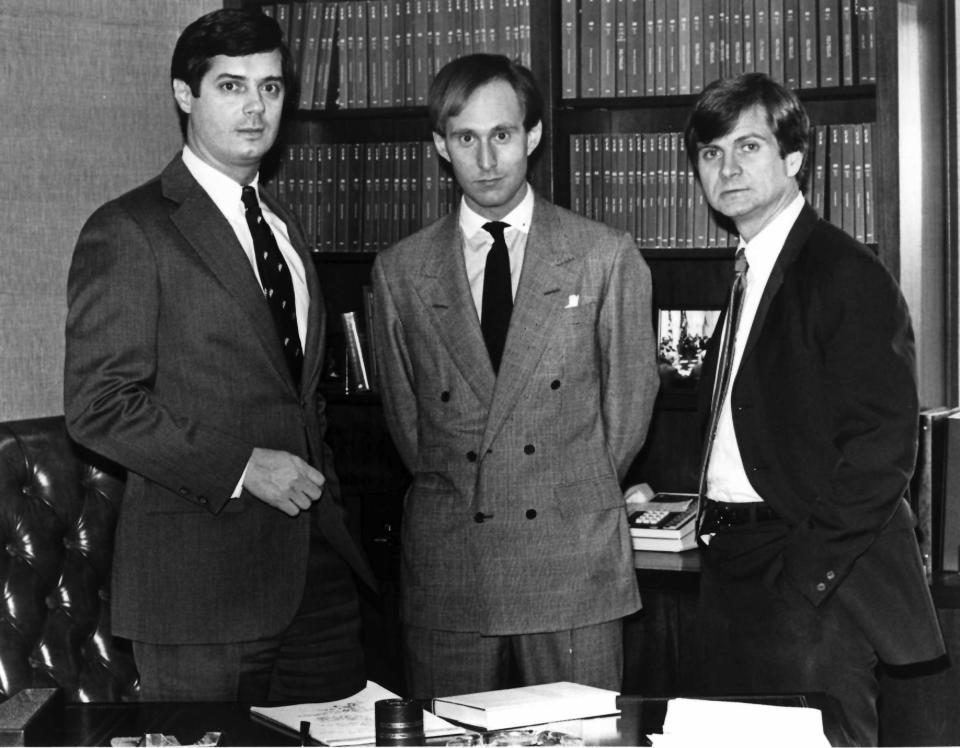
300;719;311;746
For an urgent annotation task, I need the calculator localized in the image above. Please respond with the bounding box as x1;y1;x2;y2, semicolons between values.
627;492;698;531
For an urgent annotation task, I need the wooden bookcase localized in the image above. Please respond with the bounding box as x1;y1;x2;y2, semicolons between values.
222;0;906;537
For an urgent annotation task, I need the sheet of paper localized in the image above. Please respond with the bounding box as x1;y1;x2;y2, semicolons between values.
251;681;464;746
648;697;831;748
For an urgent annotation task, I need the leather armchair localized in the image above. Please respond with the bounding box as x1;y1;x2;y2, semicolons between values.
0;416;138;701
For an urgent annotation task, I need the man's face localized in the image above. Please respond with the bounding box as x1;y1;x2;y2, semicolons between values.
173;50;284;184
433;79;542;221
696;104;803;241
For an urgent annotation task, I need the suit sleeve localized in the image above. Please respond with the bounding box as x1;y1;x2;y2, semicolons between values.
371;254;420;473
783;251;919;603
598;233;660;480
64;203;252;514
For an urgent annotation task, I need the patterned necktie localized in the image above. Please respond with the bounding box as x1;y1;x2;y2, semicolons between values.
695;247;748;530
481;221;513;375
241;186;304;387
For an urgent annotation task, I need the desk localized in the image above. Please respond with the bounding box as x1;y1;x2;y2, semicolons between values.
53;694;851;747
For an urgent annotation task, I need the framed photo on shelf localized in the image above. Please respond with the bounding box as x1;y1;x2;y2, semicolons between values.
657;309;721;390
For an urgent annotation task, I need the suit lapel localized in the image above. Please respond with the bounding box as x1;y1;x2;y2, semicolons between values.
741;203;818;362
413;212;496;404
480;200;575;453
162;158;297;393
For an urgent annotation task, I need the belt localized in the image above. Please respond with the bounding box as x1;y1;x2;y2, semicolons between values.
701;499;780;529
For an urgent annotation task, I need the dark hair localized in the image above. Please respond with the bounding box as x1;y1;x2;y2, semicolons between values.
170;8;296;138
683;73;811;192
428;53;544;136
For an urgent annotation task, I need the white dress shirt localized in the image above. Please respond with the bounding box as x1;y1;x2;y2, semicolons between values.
706;192;805;503
459;183;535;319
181;145;309;352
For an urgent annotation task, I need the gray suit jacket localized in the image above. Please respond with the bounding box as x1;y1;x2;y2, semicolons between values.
65;155;374;644
372;195;659;635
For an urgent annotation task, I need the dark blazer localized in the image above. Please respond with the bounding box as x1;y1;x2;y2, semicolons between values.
372;196;659;635
700;203;944;665
65;155;374;645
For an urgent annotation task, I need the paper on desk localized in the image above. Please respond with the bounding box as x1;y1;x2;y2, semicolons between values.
251;681;464;746
647;698;831;748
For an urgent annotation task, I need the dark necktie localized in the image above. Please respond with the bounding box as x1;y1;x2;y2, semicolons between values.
241;186;304;387
481;221;513;375
695;247;748;533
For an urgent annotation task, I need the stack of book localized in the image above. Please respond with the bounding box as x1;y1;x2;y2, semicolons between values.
627;490;698;552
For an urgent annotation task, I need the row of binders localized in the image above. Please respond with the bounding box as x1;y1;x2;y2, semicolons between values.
263;0;532;111
267;141;460;253
569;122;875;250
561;0;878;99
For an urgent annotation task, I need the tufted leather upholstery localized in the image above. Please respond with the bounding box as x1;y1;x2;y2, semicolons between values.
0;416;138;702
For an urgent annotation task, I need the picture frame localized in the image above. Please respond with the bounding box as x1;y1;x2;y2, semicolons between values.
656;309;721;390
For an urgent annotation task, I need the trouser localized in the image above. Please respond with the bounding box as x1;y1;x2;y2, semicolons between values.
402;619;624;701
133;525;365;703
696;516;879;747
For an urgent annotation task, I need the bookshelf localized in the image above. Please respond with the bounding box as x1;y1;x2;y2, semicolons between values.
225;0;908;490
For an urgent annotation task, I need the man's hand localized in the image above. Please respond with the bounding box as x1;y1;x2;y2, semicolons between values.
243;448;325;516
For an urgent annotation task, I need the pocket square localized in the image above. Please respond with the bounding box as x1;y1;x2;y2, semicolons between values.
565;294;580;309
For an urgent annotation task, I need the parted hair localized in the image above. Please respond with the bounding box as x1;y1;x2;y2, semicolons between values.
428;53;544;136
684;72;812;192
170;8;296;138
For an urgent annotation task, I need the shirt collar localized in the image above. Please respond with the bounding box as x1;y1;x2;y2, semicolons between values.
181;145;260;217
741;192;805;278
459;182;535;246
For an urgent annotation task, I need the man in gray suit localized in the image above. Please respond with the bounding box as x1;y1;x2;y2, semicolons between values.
372;54;659;700
64;8;374;702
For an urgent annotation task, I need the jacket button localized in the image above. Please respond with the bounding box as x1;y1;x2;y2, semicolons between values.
440;391;450;402
523;444;535;455
466;451;477;462
473;512;486;523
525;509;537;519
550;380;561;390
826;570;835;580
198;496;208;505
816;582;826;592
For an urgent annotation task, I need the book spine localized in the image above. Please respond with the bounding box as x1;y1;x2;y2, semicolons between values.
616;0;629;96
819;0;840;86
690;0;703;92
703;0;719;87
798;0;817;88
769;0;784;83
840;0;855;85
754;0;769;75
862;122;874;243
627;0;644;97
783;0;799;88
562;0;579;98
582;0;602;97
600;0;617;97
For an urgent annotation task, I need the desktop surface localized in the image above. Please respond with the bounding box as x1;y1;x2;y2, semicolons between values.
53;692;853;747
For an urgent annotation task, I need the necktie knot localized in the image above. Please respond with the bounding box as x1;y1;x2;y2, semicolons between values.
734;246;748;276
482;221;509;244
241;185;259;213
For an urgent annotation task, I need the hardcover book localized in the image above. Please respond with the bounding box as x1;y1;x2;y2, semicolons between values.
432;681;620;730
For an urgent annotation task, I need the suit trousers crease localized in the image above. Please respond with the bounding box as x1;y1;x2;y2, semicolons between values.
133;518;365;703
